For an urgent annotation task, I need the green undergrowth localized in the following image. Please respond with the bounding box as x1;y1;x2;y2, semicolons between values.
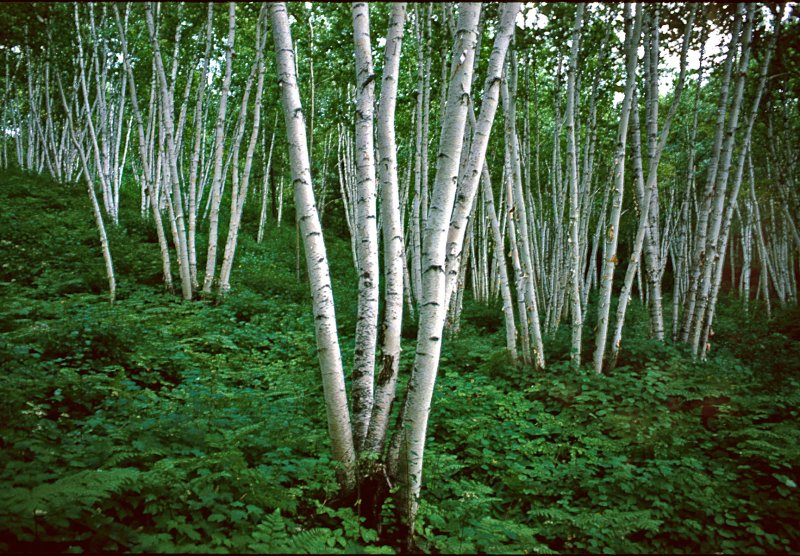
1;168;798;553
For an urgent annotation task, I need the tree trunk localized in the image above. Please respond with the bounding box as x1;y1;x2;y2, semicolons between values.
269;1;356;492
565;5;584;367
350;2;381;452
395;3;481;544
592;3;642;374
219;6;269;295
113;4;174;292
203;3;236;294
364;2;408;457
144;3;194;300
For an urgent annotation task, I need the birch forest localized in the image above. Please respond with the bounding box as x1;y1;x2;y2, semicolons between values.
1;2;799;553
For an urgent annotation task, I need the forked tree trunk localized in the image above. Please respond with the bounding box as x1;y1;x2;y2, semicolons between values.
219;7;269;295
608;4;695;368
364;2;408;457
701;7;779;353
350;2;381;452
144;3;194;300
444;2;519;309
681;6;743;342
394;3;481;543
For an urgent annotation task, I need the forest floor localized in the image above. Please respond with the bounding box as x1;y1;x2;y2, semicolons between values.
1;168;799;554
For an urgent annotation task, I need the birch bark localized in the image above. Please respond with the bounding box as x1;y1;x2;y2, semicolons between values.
187;4;214;290
503;53;545;369
144;3;194;300
608;4;695;367
681;7;743;341
482;163;518;362
444;2;520;308
203;3;236;294
113;4;173;292
592;3;642;373
396;3;481;540
350;2;380;451
56;71;115;303
565;5;584;367
690;4;753;356
701;9;778;352
269;2;356;491
219;6;268;295
364;2;408;457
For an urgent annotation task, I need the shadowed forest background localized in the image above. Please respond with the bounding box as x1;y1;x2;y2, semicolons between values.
0;2;798;553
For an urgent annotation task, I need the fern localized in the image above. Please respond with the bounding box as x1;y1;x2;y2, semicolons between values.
0;468;140;539
249;509;345;554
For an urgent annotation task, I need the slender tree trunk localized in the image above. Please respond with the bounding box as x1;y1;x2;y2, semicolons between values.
186;3;214;290
395;4;481;544
565;5;584;367
349;2;381;452
482;163;518;362
690;4;753;356
56;71;115;303
444;3;519;309
269;1;356;492
219;6;269;295
144;3;194;300
593;3;642;374
203;3;236;294
257;124;277;244
681;6;743;341
114;4;174;292
608;4;695;368
503;52;545;369
364;2;408;457
701;8;779;352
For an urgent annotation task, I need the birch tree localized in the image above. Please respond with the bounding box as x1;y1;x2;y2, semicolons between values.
219;6;269;295
564;4;584;367
203;3;236;294
364;2;407;457
269;2;356;491
593;3;643;374
144;2;193;300
350;2;381;452
395;2;481;539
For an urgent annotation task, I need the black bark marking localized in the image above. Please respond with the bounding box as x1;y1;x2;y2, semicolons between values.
377;354;395;386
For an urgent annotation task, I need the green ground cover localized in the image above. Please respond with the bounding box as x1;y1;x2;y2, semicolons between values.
1;169;798;553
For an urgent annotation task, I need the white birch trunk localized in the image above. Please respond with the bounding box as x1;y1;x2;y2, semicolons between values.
269;1;356;491
592;3;642;373
144;3;194;300
690;4;753;356
113;4;174;292
364;2;408;457
56;71;115;303
565;5;584;367
186;4;214;290
203;3;236;293
701;10;778;353
681;7;743;341
350;2;381;452
444;2;519;308
219;6;268;295
396;3;481;539
482;163;518;362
